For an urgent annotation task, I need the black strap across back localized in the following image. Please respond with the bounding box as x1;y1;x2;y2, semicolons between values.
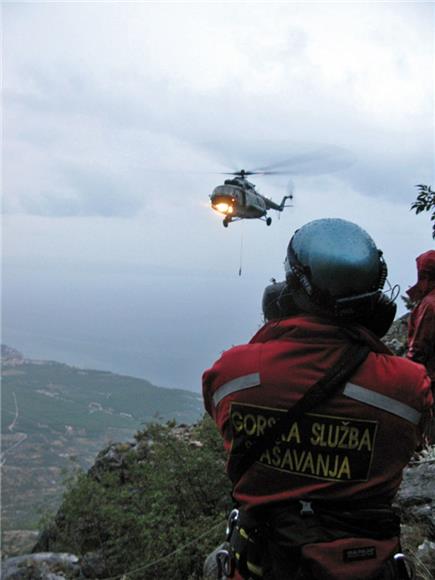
228;342;371;486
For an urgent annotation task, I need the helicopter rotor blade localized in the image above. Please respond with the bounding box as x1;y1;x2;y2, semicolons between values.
249;152;319;173
217;147;355;177
249;146;356;176
198;139;355;178
220;171;264;176
252;170;294;175
219;170;299;176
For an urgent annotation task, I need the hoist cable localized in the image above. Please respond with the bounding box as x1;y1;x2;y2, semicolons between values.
238;224;244;277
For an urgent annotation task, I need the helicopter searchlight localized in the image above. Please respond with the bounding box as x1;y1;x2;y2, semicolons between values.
211;193;235;216
214;202;233;214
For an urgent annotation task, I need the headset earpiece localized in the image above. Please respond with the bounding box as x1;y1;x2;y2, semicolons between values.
356;292;397;338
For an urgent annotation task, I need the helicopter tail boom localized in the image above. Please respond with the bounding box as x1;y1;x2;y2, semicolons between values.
266;194;293;212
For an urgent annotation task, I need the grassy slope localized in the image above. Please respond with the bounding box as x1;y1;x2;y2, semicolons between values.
1;361;203;534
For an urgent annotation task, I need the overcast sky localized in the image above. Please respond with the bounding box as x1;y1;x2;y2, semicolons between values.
2;2;434;391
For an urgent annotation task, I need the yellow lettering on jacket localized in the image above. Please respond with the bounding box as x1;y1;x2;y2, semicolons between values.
281;422;301;444
231;411;276;437
358;428;373;451
230;403;377;482
310;422;374;451
258;447;352;481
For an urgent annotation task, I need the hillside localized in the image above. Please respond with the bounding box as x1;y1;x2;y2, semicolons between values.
1;346;203;542
30;418;232;579
11;314;431;579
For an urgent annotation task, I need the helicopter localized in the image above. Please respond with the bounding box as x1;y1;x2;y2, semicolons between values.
210;168;293;227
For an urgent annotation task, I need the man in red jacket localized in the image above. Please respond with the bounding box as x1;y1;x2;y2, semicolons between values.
203;219;432;580
407;250;435;390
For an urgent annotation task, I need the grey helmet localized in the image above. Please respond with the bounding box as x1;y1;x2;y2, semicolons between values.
284;218;388;320
262;280;299;322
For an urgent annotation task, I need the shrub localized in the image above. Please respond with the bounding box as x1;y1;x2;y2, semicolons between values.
43;417;231;579
411;184;435;239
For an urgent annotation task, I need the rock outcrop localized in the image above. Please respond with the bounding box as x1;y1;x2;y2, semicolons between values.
396;459;435;577
383;312;409;355
1;345;24;367
1;553;82;580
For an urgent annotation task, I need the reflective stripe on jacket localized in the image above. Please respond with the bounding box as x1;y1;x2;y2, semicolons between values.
203;315;433;510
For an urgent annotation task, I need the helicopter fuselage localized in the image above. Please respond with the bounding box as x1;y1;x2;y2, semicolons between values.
210;172;292;227
210;180;267;219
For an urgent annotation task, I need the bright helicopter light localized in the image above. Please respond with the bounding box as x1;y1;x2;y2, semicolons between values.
214;202;233;214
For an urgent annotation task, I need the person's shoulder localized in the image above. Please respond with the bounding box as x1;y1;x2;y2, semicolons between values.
215;341;263;366
365;351;432;408
202;342;263;412
203;341;262;377
381;352;428;379
355;352;433;419
361;350;428;394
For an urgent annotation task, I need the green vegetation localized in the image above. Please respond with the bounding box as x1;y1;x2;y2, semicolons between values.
39;417;231;579
411;184;435;239
2;362;202;436
1;359;203;535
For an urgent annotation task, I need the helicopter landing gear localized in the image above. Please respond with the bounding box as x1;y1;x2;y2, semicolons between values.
266;217;272;226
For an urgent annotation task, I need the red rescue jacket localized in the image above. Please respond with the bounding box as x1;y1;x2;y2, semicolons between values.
203;315;432;511
407;288;435;383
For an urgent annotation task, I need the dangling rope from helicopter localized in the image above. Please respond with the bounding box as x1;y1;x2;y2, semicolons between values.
238;224;244;277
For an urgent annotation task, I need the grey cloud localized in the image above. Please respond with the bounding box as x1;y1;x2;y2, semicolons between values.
4;159;144;218
60;165;142;217
3;3;433;220
343;146;434;201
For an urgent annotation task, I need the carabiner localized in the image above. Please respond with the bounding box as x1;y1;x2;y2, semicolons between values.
216;548;235;579
393;553;416;580
226;508;240;538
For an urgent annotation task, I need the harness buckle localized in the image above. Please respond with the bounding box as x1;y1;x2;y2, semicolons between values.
299;500;314;517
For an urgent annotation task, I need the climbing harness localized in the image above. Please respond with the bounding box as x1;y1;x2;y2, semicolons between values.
217;508;264;580
216;509;239;578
